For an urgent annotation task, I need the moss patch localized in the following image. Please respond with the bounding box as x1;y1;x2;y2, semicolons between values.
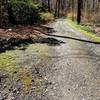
66;19;100;42
0;51;17;74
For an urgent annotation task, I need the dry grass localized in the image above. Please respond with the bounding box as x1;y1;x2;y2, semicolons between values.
40;12;54;23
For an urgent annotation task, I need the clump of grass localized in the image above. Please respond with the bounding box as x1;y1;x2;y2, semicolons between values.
66;19;100;42
40;12;54;23
18;70;32;94
0;51;17;74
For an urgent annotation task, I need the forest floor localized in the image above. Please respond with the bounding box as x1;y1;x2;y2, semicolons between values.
0;18;100;100
0;25;49;52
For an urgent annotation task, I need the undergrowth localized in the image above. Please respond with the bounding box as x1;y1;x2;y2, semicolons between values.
66;18;100;42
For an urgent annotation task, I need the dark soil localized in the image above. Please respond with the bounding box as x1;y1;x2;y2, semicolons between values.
0;25;64;52
0;26;40;52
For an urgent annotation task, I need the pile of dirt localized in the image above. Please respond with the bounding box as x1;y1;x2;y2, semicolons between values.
0;26;44;39
0;25;44;52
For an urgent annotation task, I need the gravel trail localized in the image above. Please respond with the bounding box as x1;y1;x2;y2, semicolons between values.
0;19;100;100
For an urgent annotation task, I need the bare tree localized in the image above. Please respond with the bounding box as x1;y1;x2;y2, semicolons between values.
0;1;2;27
77;0;82;24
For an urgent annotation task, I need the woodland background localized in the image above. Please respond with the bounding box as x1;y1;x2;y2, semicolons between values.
0;0;100;27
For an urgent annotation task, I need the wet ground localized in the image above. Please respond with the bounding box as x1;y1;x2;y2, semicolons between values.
0;19;100;100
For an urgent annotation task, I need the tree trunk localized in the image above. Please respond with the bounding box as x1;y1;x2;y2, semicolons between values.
7;5;15;24
71;0;74;21
48;0;51;12
77;0;82;24
0;2;2;27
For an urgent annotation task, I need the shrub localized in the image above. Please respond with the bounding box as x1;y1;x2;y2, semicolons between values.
40;12;54;23
1;0;41;25
9;0;41;24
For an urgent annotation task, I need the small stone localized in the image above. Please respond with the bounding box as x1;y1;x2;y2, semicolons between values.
16;91;20;94
32;79;34;82
44;77;47;80
8;29;12;31
32;86;35;89
45;89;48;93
48;82;52;85
39;75;42;77
68;88;70;91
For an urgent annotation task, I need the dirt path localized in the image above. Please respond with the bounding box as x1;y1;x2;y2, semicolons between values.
0;19;100;100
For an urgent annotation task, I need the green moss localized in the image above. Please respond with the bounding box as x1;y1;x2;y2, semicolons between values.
66;19;100;42
0;51;17;74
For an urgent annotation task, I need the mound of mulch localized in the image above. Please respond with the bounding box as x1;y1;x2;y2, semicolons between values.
0;26;44;39
0;25;45;52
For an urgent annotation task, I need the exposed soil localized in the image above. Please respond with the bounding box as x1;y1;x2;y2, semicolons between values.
0;25;61;52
